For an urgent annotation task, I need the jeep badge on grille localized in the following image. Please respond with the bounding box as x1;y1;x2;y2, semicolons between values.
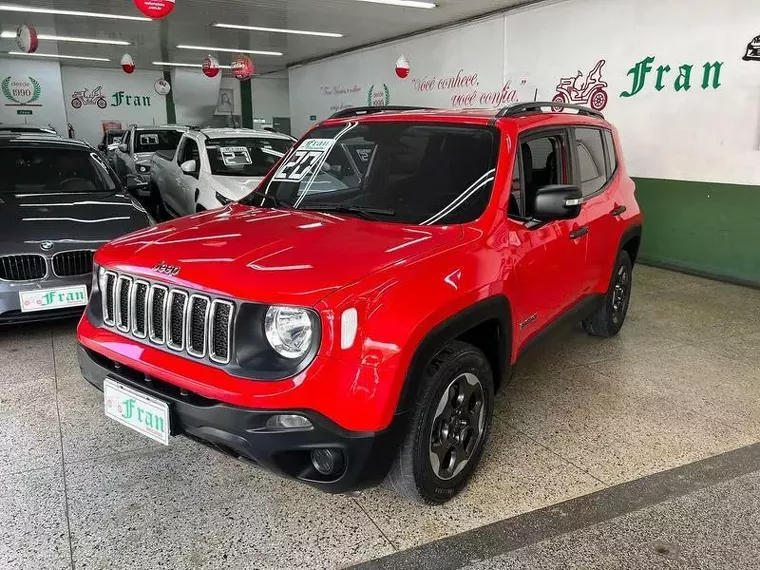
152;261;180;277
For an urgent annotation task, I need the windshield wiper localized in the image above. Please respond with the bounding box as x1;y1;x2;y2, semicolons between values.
248;189;288;208
298;204;395;221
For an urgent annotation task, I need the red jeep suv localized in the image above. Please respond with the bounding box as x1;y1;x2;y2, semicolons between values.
77;103;642;504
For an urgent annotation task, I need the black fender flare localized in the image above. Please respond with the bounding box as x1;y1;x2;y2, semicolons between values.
395;295;512;417
618;224;643;262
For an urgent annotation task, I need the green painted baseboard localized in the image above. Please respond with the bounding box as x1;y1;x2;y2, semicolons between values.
633;177;760;286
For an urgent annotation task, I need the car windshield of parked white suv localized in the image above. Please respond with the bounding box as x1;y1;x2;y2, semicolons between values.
134;129;183;153
245;121;498;225
206;137;293;177
1;147;117;194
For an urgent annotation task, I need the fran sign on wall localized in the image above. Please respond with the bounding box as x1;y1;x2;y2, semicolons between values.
62;67;167;145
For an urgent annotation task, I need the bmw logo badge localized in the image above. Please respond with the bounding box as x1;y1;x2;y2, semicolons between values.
40;241;54;251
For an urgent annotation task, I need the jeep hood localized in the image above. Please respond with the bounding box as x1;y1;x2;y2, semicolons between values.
96;203;463;306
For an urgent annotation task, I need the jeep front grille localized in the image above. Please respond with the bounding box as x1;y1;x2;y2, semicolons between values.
101;270;234;364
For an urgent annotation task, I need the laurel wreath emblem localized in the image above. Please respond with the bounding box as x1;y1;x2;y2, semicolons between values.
366;83;391;106
29;77;41;103
1;76;42;104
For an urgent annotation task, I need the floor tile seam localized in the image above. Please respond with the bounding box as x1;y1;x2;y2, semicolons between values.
351;496;399;553
494;415;610;487
52;334;77;570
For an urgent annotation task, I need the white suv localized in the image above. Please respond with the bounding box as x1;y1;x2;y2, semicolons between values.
149;128;295;218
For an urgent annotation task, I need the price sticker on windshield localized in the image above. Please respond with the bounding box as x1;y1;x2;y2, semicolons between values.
273;138;334;182
219;146;252;166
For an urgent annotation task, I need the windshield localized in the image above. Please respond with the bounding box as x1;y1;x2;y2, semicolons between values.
0;147;117;194
243;121;498;225
134;129;183;153
107;131;124;145
206;137;293;177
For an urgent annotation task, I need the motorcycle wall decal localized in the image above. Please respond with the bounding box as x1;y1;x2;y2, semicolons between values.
552;59;609;111
71;86;108;109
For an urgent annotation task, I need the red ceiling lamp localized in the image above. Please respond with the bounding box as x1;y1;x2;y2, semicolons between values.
202;55;220;78
16;24;39;53
133;0;176;19
120;53;135;74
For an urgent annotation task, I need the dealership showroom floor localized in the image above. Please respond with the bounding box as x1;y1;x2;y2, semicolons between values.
3;266;760;570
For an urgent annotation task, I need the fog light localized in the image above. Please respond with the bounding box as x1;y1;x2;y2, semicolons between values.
310;448;344;475
266;414;312;431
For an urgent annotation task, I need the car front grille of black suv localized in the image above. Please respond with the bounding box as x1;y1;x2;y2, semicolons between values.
52;250;94;277
101;270;235;364
0;254;47;281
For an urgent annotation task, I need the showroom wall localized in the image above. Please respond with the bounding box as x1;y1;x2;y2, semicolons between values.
0;57;68;135
1;57;291;144
289;0;760;285
61;67;169;145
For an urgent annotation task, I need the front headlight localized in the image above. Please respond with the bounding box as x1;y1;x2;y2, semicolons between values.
136;163;150;174
215;191;232;205
264;306;313;359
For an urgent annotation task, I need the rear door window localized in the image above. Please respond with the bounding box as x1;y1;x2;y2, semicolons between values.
574;128;607;197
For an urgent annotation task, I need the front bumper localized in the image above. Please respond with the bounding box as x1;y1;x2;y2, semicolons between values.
0;276;88;324
78;344;406;493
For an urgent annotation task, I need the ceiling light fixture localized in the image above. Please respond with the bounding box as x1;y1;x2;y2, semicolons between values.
152;61;233;69
1;31;130;45
354;0;436;8
0;4;152;21
211;23;343;38
177;44;283;56
8;51;111;61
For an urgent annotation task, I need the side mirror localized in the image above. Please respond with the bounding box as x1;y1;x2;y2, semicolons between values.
125;174;148;194
533;184;583;222
118;143;128;153
180;159;198;175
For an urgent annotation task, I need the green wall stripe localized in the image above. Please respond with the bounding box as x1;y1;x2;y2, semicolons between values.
163;70;176;124
633;177;760;286
241;79;253;128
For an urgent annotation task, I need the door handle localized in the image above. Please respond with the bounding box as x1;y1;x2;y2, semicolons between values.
570;226;589;239
610;204;627;217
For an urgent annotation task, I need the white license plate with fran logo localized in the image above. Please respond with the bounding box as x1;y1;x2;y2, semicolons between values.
19;284;88;313
103;378;170;445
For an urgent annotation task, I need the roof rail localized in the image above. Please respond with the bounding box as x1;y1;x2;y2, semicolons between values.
496;102;604;119
329;106;434;119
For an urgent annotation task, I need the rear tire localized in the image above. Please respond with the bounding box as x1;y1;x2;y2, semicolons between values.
389;340;494;504
583;250;633;337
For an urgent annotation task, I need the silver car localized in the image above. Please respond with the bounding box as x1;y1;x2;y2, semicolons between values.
0;134;153;324
112;125;186;198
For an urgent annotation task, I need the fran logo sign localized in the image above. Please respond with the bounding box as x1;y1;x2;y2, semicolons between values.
1;76;42;107
367;84;390;107
112;91;152;107
620;56;723;97
552;60;609;111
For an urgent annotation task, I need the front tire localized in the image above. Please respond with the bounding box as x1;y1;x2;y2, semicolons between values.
583;250;633;337
389;340;494;504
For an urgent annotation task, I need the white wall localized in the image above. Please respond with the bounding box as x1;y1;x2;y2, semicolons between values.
252;75;291;125
61;67;168;145
289;0;760;186
171;68;221;127
0;57;68;135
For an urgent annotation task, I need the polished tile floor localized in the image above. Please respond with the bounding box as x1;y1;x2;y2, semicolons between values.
2;266;759;570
